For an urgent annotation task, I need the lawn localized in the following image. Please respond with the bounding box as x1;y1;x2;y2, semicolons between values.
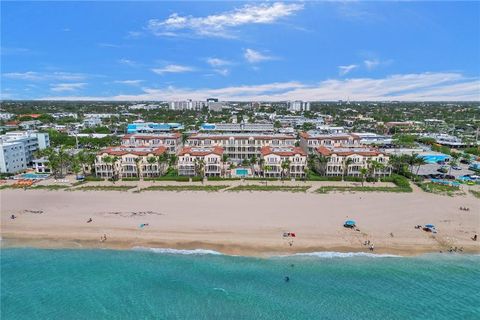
140;185;229;192
227;185;310;192
73;185;135;192
418;182;463;196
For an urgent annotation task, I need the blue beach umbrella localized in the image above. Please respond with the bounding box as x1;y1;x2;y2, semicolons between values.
344;220;356;227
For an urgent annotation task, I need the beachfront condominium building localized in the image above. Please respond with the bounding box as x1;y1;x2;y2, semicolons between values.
0;131;50;173
200;122;274;133
0;140;27;173
126;121;184;134
299;131;360;154
288;100;310;112
177;146;224;177
95;146;168;179
313;146;391;177
260;146;307;178
185;133;296;163
121;132;182;154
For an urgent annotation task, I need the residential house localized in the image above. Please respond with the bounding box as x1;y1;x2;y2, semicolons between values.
186;133;296;163
260;146;307;178
121;133;182;154
177;146;224;177
313;146;391;177
299;131;360;154
95;146;168;179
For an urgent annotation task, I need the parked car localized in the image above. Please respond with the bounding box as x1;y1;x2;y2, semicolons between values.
460;159;471;164
437;166;448;173
451;165;461;170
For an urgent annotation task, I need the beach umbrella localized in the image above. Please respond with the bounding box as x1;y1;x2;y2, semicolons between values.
425;224;435;229
344;220;356;227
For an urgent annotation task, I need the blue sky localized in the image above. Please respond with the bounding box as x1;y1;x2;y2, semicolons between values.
1;1;479;101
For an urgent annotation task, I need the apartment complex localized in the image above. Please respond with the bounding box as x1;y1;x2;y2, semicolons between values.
200;122;274;132
121;133;182;153
126;121;184;133
186;133;296;163
288;100;310;112
169;100;205;111
299;131;360;153
260;146;307;178
313;146;391;177
0;131;50;173
95;146;168;179
177;146;224;177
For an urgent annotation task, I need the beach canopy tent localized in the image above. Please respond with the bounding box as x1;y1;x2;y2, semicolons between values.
425;224;435;229
344;220;356;228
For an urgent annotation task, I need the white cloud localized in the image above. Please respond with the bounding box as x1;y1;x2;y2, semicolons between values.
3;71;86;81
152;64;194;74
147;2;304;38
113;80;144;85
338;64;358;75
244;49;274;63
364;59;380;70
206;58;231;67
213;68;230;76
118;58;137;66
126;31;143;38
50;83;86;92
41;72;480;102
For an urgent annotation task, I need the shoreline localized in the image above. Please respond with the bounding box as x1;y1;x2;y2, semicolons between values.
2;189;479;257
2;234;479;258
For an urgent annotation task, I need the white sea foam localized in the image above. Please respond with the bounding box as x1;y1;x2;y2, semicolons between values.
132;246;223;256
278;251;400;259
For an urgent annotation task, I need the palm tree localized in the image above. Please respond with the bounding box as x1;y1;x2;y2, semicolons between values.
147;156;157;177
134;157;142;178
342;158;353;181
157;153;169;176
221;154;229;177
360;168;368;186
71;157;81;180
196;158;205;178
264;165;272;178
281;159;291;180
414;157;427;178
168;154;178;171
250;155;258;176
76;150;89;176
102;155;115;179
112;156;120;180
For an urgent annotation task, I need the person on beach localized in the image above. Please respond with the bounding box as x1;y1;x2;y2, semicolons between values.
472;234;477;241
87;218;92;223
10;214;16;220
100;234;107;242
369;244;374;251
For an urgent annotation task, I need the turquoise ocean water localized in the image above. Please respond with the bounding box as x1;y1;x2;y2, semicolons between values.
1;248;479;319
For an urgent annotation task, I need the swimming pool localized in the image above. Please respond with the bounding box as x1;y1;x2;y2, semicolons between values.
235;169;249;176
422;154;450;164
16;173;50;180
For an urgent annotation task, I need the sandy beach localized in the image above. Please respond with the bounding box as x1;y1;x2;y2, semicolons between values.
1;187;479;256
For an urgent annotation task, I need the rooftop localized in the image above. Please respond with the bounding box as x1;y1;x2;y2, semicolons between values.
98;146;167;156
316;146;384;157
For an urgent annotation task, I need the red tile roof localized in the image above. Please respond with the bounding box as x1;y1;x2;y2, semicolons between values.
178;146;224;156
188;133;295;140
122;132;181;140
98;146;167;156
315;146;383;157
260;146;307;157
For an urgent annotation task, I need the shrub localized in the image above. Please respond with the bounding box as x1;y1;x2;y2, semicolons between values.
84;176;104;181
